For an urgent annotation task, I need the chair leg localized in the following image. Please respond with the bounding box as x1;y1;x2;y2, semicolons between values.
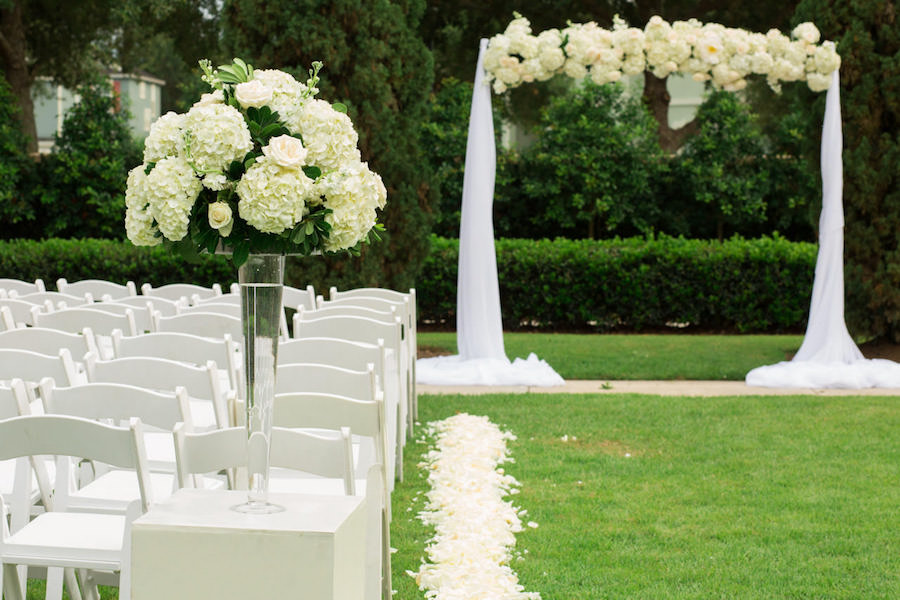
381;510;392;600
2;563;25;600
45;567;65;600
77;569;100;600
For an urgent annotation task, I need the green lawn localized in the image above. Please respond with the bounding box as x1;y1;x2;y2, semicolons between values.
393;392;900;599
418;332;805;380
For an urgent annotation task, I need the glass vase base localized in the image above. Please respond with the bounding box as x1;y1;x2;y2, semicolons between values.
230;500;285;514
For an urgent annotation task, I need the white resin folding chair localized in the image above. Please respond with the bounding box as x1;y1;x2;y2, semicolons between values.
328;286;418;421
0;326;97;361
84;353;228;432
283;284;316;312
0;306;12;331
111;330;242;398
179;302;240;317
103;295;186;317
292;312;408;443
39;379;198;513
277;337;401;483
56;279;137;301
141;282;222;304
33;306;137;338
0;348;79;405
0;415;150;600
0;298;53;328
272;390;391;600
78;302;155;335
0;278;45;296
153;310;242;342
9;291;93;309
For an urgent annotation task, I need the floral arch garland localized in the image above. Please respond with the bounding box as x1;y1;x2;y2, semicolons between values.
482;14;840;96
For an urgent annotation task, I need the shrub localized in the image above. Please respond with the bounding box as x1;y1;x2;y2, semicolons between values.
0;73;35;232
0;238;235;289
418;235;816;333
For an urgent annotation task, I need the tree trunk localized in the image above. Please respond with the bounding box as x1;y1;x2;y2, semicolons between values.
642;71;699;154
0;0;37;154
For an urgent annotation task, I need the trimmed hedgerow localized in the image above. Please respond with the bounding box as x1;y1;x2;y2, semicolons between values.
0;238;235;290
418;236;817;333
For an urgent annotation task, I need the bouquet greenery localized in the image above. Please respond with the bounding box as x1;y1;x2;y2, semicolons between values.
125;58;386;266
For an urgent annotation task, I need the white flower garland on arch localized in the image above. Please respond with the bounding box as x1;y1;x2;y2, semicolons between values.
483;14;840;94
410;413;541;599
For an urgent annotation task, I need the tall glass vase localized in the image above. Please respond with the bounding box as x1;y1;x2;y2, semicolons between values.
232;253;285;514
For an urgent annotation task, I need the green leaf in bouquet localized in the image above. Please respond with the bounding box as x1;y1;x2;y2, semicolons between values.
259;122;287;141
175;237;203;264
232;241;250;267
144;162;156;175
244;155;257;169
333;102;348;114
302;166;321;180
227;159;244;180
305;221;314;235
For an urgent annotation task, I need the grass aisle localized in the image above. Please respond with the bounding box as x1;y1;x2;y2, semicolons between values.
417;333;805;380
392;393;900;599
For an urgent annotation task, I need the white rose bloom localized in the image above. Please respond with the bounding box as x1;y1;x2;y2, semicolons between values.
236;157;314;233
723;79;748;92
234;79;273;109
562;60;587;80
146;156;203;241
124;166;161;246
750;52;775;74
697;33;724;64
251;69;309;130
192;89;224;108
262;135;308;169
294;99;361;172
590;68;622;85
621;55;646;75
766;29;790;55
772;57;804;82
183;103;253;173
538;47;565;72
792;22;820;44
207;201;234;237
143;111;185;163
492;80;508;94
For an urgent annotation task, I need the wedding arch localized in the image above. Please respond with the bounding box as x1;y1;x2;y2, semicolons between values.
417;14;900;389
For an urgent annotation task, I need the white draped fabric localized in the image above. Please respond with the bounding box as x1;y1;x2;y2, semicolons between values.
747;71;900;388
416;39;564;387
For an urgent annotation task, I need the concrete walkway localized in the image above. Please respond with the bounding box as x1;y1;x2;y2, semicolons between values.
418;380;900;396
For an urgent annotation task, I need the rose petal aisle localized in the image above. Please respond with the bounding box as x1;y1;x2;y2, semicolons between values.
410;413;541;599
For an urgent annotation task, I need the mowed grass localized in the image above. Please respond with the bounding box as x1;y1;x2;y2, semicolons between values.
418;332;805;380
392;393;900;599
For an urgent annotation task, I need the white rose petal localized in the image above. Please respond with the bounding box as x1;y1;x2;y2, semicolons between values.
262;135;308;169
234;79;273;109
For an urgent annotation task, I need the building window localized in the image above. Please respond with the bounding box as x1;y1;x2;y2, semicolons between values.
139;81;146;99
150;85;156;102
144;108;152;132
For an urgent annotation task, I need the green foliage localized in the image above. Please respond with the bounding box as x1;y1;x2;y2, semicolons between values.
223;0;435;292
28;80;142;239
0;238;234;288
420;77;472;237
677;91;770;241
513;81;665;238
418;235;816;333
794;0;900;342
0;72;32;227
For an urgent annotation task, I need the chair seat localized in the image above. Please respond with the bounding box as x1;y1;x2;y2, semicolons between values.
70;470;223;514
2;511;125;570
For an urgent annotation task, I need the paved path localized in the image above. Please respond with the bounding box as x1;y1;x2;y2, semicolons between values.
418;380;900;396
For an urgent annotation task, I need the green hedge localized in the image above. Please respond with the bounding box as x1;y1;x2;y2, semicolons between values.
418;236;817;333
0;239;236;290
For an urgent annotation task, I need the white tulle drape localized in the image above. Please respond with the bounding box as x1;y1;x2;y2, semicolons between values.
746;71;900;388
416;40;564;387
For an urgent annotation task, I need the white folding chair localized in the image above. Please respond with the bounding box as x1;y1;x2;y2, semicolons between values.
8;291;93;310
0;298;53;329
33;306;137;338
39;379;198;514
78;302;154;335
111;330;242;399
56;279;137;301
104;295;186;317
0;278;45;296
292;312;408;444
0;414;150;600
0;326;97;361
190;294;291;341
153;311;242;342
277;338;401;483
84;353;228;432
141;282;222;304
283;284;316;312
0;348;79;405
272;390;391;600
330;286;418;420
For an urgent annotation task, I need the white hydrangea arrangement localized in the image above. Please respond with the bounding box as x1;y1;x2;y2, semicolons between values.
125;58;386;266
484;14;841;95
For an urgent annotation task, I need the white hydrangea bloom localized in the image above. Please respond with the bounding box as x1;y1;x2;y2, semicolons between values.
236;157;313;233
792;22;821;44
294;99;361;172
250;69;309;129
146;156;203;241
183;103;253;173
143;111;185;163
318;162;385;251
807;72;832;92
124;166;161;246
192;89;224;108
